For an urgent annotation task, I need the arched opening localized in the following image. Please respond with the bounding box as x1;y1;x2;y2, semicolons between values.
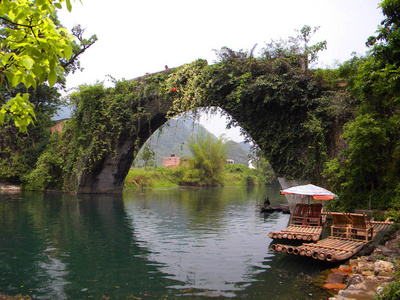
125;107;276;190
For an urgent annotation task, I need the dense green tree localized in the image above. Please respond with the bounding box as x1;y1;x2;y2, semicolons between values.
181;134;229;186
326;0;400;210
261;25;327;70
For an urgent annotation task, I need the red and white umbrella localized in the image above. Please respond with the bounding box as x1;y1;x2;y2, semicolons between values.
280;184;336;201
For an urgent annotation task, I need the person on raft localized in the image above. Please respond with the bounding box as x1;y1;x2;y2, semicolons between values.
264;198;271;208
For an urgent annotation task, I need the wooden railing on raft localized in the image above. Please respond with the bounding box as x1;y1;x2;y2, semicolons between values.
269;220;393;263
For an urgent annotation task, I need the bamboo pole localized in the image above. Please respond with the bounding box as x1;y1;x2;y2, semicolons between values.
318;252;326;261
306;249;313;257
326;253;335;262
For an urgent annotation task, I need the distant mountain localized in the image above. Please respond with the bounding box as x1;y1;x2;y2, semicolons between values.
134;117;250;166
226;141;250;165
239;141;252;153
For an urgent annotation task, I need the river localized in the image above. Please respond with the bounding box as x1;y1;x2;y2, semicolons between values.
0;185;334;299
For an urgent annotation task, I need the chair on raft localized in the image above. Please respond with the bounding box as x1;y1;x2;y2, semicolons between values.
330;212;351;238
347;213;374;242
290;204;309;226
307;203;323;226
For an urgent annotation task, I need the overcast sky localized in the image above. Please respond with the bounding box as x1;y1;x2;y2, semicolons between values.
58;0;384;142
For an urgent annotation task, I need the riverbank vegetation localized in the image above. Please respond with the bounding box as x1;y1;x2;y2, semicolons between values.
126;132;275;188
124;162;276;189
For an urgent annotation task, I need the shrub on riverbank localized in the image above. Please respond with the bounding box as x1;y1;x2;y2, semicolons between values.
124;167;184;188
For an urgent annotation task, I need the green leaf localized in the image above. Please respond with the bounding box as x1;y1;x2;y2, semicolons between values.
11;73;23;87
0;109;4;125
48;69;57;87
21;57;34;70
26;73;37;89
1;52;15;64
55;65;64;76
66;0;72;12
39;71;47;85
63;45;73;60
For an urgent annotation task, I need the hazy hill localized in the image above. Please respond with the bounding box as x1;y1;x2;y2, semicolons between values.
134;117;250;166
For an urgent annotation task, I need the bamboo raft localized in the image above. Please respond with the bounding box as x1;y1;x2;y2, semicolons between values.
268;203;326;242
270;220;393;262
268;225;322;242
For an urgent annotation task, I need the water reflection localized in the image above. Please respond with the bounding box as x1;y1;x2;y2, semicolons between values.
0;185;330;299
123;187;291;297
0;192;182;299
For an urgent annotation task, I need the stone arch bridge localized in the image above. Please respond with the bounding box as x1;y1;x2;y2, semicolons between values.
71;58;340;193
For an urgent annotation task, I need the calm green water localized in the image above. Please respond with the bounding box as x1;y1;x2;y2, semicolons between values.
0;185;333;299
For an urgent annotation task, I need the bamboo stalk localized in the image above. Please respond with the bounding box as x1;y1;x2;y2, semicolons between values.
312;251;319;259
318;252;326;261
326;253;335;262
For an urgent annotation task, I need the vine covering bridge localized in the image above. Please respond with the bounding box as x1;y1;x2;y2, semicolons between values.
61;55;345;194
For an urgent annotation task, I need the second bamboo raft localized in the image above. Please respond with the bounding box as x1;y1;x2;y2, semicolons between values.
270;220;393;262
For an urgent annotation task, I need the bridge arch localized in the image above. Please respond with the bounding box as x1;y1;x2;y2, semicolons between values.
63;57;336;193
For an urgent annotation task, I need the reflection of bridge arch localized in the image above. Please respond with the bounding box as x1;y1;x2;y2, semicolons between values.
74;58;335;193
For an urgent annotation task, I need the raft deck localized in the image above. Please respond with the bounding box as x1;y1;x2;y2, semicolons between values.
270;220;393;262
268;225;323;242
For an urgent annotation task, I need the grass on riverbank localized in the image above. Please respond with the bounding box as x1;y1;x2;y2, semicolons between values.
124;164;275;188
